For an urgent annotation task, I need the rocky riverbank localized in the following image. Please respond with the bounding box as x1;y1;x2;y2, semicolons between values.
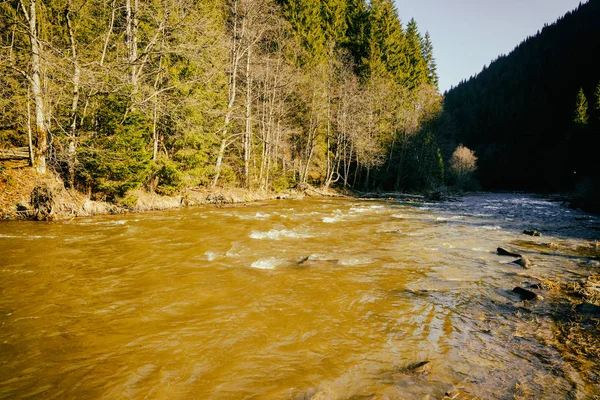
0;167;347;221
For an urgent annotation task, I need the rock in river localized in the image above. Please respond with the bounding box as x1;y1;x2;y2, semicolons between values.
512;257;532;268
497;247;522;257
575;303;600;317
523;230;542;237
513;287;540;301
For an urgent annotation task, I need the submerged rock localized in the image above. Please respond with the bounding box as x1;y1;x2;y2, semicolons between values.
401;361;431;374
527;283;543;290
497;247;522;257
523;230;542;237
513;287;539;301
575;302;600;316
295;256;310;266
512;257;532;268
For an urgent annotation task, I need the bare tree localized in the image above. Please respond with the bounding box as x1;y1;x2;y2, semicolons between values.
450;144;477;186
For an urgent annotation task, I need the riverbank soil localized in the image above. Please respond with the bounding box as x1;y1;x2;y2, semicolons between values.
0;166;311;220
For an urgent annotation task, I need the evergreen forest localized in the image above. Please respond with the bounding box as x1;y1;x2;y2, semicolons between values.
439;0;600;201
0;0;444;199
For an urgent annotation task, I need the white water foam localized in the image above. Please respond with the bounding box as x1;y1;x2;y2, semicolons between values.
322;214;344;223
249;229;313;240
0;234;57;239
250;258;284;270
238;212;271;220
204;251;219;261
481;225;502;231
340;258;372;266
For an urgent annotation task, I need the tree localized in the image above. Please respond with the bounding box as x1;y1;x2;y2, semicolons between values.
422;32;439;89
450;144;477;187
405;18;428;89
0;0;447;197
574;87;589;125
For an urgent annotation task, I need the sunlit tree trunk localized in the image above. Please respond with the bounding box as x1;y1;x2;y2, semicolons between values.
20;0;47;173
66;0;80;187
243;45;252;188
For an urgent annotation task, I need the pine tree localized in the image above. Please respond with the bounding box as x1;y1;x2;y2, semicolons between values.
405;18;428;89
345;0;369;71
574;87;589;125
321;0;347;45
422;32;439;89
366;0;407;83
282;0;326;66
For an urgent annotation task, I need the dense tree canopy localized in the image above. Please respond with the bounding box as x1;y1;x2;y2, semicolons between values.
0;0;442;198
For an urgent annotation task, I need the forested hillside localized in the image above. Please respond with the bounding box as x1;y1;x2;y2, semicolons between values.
0;0;444;200
440;0;600;193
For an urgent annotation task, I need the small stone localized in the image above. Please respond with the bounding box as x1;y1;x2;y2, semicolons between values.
512;257;532;268
296;256;310;265
523;230;542;237
575;303;600;316
513;287;539;301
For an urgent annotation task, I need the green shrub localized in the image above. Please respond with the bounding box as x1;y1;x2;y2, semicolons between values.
152;157;184;195
76;95;151;200
272;170;296;192
117;193;139;209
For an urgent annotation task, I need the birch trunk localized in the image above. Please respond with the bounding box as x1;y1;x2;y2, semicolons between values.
243;45;252;189
22;0;47;173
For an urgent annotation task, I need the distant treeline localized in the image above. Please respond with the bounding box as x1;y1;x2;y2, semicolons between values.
439;0;600;193
0;0;445;199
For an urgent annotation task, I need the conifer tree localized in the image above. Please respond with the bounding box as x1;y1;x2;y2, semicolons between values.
282;0;326;66
422;32;439;88
574;87;589;125
405;18;428;89
321;0;347;45
345;0;369;72
366;0;407;83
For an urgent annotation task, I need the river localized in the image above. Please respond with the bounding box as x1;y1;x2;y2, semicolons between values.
1;193;599;399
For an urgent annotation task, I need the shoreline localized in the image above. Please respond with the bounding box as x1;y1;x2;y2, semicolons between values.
2;166;594;221
0;167;354;221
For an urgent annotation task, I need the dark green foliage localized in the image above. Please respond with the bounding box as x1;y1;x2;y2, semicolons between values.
366;0;407;82
440;0;600;192
150;157;184;196
404;18;428;89
422;32;439;88
77;96;151;200
574;88;589;125
282;0;327;66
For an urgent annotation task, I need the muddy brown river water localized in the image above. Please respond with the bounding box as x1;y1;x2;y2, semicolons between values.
1;193;599;399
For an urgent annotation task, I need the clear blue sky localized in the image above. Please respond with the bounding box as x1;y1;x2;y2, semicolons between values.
395;0;585;93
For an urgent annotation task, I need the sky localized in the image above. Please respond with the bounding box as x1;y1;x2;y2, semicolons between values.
395;0;585;93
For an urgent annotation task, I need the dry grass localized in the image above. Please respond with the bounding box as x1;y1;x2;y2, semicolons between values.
0;167;314;220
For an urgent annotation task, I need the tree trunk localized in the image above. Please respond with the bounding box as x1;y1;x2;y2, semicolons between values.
126;0;139;91
100;0;116;67
22;0;47;174
66;0;80;188
152;56;163;161
243;45;252;189
212;0;241;188
26;88;34;167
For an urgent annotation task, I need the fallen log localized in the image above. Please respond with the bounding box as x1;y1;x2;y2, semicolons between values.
0;147;30;160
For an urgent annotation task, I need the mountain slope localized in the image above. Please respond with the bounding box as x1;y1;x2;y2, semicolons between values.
440;0;600;191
